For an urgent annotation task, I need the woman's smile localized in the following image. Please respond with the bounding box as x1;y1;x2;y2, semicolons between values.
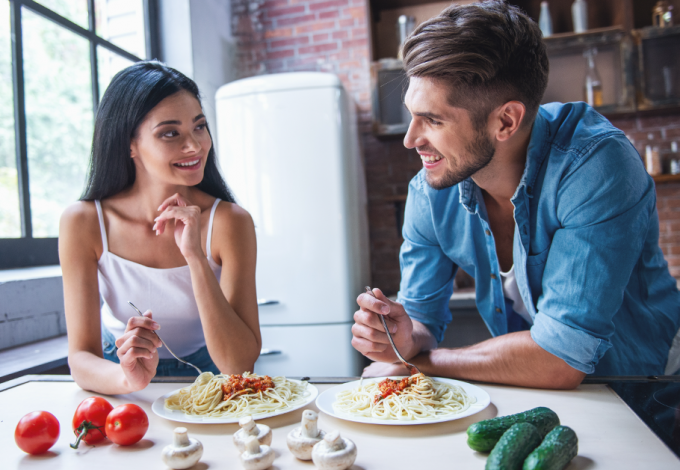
173;156;202;170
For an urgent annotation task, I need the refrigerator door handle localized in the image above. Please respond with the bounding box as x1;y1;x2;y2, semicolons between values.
260;348;282;356
257;299;280;307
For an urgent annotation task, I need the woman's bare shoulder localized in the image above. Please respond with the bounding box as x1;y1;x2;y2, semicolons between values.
214;201;254;232
211;201;255;262
60;200;98;227
59;201;103;255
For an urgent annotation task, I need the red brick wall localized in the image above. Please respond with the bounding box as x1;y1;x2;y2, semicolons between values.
231;0;680;294
231;0;371;109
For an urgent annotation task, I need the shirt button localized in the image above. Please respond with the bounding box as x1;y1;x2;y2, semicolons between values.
485;230;491;236
495;307;502;313
491;273;497;279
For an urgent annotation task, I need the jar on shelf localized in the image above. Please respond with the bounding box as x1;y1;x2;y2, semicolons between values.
653;1;673;27
646;145;663;176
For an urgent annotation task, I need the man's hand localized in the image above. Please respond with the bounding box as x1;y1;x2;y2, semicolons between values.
351;288;416;363
362;361;410;377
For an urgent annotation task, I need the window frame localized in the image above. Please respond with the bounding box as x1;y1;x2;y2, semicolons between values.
2;0;159;269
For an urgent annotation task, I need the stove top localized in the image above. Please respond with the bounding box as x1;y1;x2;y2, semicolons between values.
591;378;680;459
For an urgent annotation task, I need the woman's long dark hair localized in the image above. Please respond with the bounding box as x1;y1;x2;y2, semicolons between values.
80;61;235;203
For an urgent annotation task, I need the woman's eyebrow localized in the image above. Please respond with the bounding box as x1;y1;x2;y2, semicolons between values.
154;119;180;128
153;114;205;129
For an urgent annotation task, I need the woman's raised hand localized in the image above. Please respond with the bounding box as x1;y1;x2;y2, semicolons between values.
115;310;162;391
153;193;204;261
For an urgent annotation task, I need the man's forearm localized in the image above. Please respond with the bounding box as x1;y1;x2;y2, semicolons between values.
411;331;586;389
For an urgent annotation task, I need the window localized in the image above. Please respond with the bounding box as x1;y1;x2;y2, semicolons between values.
1;0;157;269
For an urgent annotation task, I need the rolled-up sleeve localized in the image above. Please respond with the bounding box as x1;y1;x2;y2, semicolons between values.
397;177;456;343
531;136;655;373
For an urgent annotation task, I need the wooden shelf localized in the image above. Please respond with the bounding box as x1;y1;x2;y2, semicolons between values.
653;174;680;184
543;25;626;42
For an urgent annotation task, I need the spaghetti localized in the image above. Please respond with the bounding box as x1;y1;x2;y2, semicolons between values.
165;372;308;419
332;374;475;421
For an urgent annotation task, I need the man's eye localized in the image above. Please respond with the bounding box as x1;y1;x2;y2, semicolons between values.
428;118;441;126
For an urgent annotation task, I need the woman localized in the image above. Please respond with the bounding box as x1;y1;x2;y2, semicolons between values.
59;61;261;394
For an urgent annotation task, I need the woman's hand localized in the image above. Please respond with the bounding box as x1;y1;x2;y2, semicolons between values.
115;310;162;392
153;193;204;261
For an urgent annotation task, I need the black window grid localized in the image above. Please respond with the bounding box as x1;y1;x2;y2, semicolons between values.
3;0;159;269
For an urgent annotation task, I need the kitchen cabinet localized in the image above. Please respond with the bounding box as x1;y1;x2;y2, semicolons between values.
633;25;680;110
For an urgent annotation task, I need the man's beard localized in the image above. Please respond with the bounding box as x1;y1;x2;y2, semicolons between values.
424;128;496;190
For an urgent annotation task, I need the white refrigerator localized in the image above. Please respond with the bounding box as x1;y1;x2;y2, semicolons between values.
215;72;370;377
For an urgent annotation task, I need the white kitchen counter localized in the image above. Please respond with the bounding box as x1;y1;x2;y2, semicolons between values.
1;376;678;469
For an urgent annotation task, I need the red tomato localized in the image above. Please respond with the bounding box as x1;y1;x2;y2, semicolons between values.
15;411;60;455
71;397;113;448
105;404;149;446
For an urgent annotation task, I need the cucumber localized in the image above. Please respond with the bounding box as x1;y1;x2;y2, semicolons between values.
523;425;578;470
485;422;542;470
467;407;560;452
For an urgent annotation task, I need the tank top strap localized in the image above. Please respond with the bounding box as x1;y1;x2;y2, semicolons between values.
206;198;221;263
94;200;109;253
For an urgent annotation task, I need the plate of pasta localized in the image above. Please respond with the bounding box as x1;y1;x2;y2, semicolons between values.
152;372;318;424
316;374;490;425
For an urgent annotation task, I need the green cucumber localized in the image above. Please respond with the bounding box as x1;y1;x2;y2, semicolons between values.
523;425;578;470
467;407;560;452
486;422;543;470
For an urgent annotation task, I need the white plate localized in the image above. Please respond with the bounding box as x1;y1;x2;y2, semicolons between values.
152;380;318;424
316;377;490;426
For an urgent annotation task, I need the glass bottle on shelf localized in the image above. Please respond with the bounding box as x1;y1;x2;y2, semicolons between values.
583;48;603;107
396;15;415;59
539;2;553;37
572;0;588;33
670;142;679;175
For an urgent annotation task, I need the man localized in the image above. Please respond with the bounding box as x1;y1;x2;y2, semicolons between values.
351;0;680;389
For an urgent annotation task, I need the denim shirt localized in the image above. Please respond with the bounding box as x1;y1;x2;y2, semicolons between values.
397;102;680;376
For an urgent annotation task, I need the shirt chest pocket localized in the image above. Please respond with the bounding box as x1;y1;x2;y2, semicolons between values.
526;243;550;266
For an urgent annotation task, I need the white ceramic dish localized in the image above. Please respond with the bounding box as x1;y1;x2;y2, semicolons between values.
316;377;490;426
152;380;319;424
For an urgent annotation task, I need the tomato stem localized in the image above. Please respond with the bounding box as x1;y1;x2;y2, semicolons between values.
70;420;104;449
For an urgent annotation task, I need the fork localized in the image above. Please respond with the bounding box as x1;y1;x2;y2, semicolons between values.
364;286;422;376
127;301;203;376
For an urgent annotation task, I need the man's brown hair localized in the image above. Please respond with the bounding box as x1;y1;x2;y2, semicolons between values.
402;0;549;128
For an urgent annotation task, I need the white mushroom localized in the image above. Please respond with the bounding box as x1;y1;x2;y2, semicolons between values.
287;410;326;460
240;435;275;470
311;431;357;470
161;427;204;470
233;416;272;452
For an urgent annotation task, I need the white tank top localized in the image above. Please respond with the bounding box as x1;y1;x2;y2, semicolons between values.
499;265;533;326
96;199;222;359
